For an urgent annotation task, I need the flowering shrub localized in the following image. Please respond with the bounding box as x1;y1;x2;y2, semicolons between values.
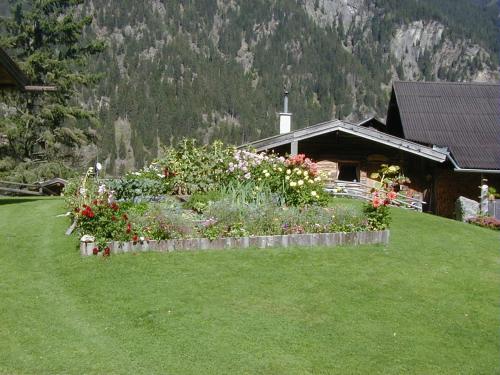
106;177;167;201
77;198;134;248
157;139;235;195
468;216;500;230
363;164;407;230
226;150;328;206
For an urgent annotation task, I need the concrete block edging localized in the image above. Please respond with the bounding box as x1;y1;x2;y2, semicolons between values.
80;230;390;256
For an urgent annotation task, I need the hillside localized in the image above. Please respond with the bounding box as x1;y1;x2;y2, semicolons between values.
0;197;498;373
2;1;500;174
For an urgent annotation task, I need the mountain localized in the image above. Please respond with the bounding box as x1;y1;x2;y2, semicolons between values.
58;1;500;172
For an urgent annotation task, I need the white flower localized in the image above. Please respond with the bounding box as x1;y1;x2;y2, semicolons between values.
298;180;304;186
263;169;268;174
277;167;283;172
98;184;107;195
79;187;87;196
290;181;297;187
314;176;321;182
308;179;314;184
265;172;270;178
157;173;165;178
258;177;262;181
296;170;302;176
286;169;292;175
244;173;251;179
140;236;145;242
285;176;290;181
311;191;317;197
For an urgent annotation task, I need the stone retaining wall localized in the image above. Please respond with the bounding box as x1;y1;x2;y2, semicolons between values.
80;230;390;256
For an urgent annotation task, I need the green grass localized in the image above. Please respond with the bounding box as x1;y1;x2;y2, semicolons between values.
0;197;499;374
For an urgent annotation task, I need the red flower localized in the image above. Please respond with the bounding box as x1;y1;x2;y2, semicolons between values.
81;206;95;218
111;202;119;211
92;247;99;255
122;213;128;221
111;215;117;221
103;247;111;257
384;199;391;206
132;234;139;242
126;223;132;233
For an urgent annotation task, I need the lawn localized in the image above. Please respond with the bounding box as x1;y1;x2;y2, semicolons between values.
0;197;498;374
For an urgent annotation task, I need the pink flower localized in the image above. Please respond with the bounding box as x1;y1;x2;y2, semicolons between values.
387;191;397;201
372;197;382;208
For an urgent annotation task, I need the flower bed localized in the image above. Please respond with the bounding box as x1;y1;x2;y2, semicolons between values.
468;216;500;230
65;140;400;256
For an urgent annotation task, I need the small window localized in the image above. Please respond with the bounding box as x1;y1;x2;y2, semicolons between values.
338;163;359;182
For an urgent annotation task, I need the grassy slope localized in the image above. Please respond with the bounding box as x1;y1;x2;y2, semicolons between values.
0;198;498;375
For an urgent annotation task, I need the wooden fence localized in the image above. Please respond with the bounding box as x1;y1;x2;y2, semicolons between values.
325;180;425;211
0;180;62;196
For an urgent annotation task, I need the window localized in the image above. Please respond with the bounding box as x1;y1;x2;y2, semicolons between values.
338;163;359;182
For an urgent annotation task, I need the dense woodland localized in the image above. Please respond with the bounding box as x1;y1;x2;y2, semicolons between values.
1;0;499;175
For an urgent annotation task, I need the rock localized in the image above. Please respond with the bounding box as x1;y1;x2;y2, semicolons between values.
455;196;479;222
80;234;95;243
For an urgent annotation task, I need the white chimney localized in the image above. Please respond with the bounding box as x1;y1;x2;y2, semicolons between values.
279;90;292;134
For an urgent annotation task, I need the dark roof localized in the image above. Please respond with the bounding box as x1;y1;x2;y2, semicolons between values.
241;119;447;162
0;47;29;90
392;81;500;170
0;47;56;92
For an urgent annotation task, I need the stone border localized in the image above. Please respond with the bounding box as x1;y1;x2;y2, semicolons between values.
80;230;390;256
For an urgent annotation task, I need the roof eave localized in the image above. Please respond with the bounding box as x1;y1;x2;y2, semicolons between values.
240;121;447;163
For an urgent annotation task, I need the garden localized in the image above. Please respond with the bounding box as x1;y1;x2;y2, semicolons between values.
65;140;399;255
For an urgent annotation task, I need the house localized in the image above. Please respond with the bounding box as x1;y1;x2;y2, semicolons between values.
0;47;55;92
386;81;500;217
241;82;500;218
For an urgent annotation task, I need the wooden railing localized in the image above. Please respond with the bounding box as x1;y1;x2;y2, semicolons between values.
325;180;425;211
0;180;60;196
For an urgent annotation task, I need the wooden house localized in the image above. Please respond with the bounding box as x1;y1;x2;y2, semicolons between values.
0;47;55;92
241;81;500;218
386;81;500;217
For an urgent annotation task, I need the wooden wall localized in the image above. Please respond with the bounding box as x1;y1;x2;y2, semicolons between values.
260;131;500;218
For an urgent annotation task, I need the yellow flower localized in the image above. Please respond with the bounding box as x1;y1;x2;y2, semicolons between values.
298;180;304;186
263;169;268;174
286;169;292;175
296;170;302;176
277;167;283;172
311;191;317;197
308;179;314;184
290;181;297;187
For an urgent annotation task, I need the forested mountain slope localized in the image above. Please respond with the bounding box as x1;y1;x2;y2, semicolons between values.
10;0;500;173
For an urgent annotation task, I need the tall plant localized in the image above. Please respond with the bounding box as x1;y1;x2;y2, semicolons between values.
0;0;105;181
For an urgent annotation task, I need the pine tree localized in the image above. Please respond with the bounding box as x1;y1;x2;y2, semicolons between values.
0;0;105;181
